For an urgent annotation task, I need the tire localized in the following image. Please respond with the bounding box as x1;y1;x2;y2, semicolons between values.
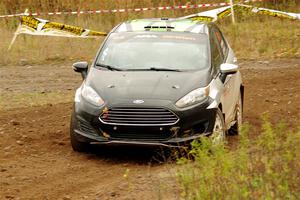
229;93;243;135
210;108;226;144
70;112;90;152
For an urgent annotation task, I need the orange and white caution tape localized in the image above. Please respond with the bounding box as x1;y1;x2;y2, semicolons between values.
0;2;232;18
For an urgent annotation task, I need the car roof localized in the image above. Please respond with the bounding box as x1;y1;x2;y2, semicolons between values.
113;18;210;35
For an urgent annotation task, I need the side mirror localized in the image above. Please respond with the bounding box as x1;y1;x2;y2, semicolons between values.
220;63;238;74
220;63;238;83
73;61;88;79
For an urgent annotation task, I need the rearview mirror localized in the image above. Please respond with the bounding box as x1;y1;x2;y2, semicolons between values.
219;63;238;83
73;61;88;79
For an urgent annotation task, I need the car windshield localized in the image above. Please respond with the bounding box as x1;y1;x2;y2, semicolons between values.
96;32;209;71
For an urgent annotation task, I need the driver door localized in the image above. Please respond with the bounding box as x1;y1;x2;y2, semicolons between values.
210;26;237;126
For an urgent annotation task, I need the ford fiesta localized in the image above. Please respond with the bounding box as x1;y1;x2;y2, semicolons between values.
70;18;244;152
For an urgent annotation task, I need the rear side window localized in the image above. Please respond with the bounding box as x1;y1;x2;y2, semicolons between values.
210;29;224;72
214;27;228;57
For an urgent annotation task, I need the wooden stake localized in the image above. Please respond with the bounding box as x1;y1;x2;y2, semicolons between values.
230;0;236;24
8;9;28;51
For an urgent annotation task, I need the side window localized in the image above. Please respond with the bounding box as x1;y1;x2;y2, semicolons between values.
210;29;224;73
214;27;228;58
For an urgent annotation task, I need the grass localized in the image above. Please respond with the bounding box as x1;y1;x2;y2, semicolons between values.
0;1;299;66
176;118;300;199
221;18;300;59
0;91;74;110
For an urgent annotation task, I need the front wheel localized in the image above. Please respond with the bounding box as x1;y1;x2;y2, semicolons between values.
210;108;226;144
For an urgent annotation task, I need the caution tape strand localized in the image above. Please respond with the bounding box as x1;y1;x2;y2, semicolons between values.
0;0;266;19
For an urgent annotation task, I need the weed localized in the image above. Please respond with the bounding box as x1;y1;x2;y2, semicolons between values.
176;119;300;199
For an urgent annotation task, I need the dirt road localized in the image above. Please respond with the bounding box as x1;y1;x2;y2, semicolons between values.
0;59;299;200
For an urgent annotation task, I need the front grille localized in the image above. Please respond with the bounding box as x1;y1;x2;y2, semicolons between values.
108;126;173;141
99;107;179;126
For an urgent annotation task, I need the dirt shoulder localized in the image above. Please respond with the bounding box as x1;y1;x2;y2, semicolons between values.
0;59;299;200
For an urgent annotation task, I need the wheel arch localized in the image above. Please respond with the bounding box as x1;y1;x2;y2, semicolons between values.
218;103;226;120
218;103;223;112
240;84;244;109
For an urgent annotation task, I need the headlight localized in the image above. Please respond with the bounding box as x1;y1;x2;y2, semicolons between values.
81;84;104;106
176;86;209;108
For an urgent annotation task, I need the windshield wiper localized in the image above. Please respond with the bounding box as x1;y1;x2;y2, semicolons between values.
95;63;123;71
149;67;182;72
127;67;182;72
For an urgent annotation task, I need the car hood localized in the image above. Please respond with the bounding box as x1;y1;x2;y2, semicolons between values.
86;67;212;104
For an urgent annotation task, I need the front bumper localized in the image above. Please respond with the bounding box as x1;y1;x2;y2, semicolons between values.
72;99;218;147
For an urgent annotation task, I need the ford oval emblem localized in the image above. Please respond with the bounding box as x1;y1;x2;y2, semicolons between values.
133;100;144;104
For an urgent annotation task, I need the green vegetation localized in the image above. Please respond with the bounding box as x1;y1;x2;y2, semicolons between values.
0;1;299;65
176;118;300;199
